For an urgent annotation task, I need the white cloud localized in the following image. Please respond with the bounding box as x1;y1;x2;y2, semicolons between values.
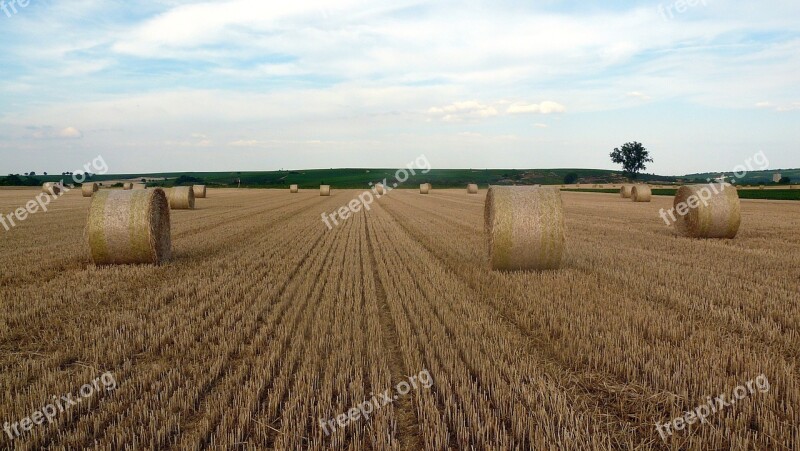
755;101;800;112
428;101;499;122
27;126;84;139
534;123;549;128
627;91;652;101
58;127;84;138
507;101;566;114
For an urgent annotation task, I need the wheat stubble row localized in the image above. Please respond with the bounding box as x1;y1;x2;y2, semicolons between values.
0;188;798;450
379;189;798;449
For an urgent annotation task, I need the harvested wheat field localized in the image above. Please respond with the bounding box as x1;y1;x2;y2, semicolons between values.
0;187;798;450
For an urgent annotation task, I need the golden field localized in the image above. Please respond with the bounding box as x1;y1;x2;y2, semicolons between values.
0;187;798;450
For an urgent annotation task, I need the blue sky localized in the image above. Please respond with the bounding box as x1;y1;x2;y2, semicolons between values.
1;0;798;175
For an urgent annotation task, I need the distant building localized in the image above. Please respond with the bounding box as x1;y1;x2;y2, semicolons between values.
773;173;782;183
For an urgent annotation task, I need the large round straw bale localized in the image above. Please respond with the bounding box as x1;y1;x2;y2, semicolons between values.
42;182;62;195
631;185;652;202
320;185;331;196
123;183;133;190
376;184;385;195
484;186;565;271
82;182;98;197
467;184;478;194
87;188;171;265
133;183;146;190
420;183;430;194
290;184;299;193
167;186;195;210
192;185;206;198
674;183;740;239
620;185;633;198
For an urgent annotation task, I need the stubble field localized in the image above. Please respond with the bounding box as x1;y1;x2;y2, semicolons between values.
0;187;798;450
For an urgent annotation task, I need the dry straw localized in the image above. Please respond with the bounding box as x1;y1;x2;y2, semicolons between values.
167;186;195;210
193;185;207;198
674;183;741;239
290;184;299;193
467;184;478;194
631;185;652;202
42;182;62;195
320;185;331;196
420;183;430;194
87;188;171;265
484;186;565;271
620;185;633;198
123;183;133;190
82;182;98;197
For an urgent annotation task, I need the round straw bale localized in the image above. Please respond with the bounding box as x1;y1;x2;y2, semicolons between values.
484;186;565;271
631;185;652;202
123;183;133;190
82;182;98;197
192;185;206;198
290;184;299;193
674;183;740;239
42;182;62;195
167;186;195;209
620;185;633;198
467;184;478;194
791;185;798;190
759;185;765;190
133;183;146;190
320;185;331;196
420;183;430;194
87;188;171;265
376;184;385;195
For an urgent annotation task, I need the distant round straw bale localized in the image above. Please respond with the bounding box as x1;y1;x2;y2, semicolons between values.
81;183;98;197
192;185;206;198
42;182;62;195
620;185;633;198
320;185;331;196
290;184;299;193
467;184;478;194
674;183;740;239
87;188;171;265
133;183;146;190
376;184;385;195
123;183;133;190
484;186;565;271
631;185;652;202
420;183;430;194
167;186;195;210
791;185;798;190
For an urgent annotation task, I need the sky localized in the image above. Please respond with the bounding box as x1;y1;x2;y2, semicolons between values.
0;0;798;176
